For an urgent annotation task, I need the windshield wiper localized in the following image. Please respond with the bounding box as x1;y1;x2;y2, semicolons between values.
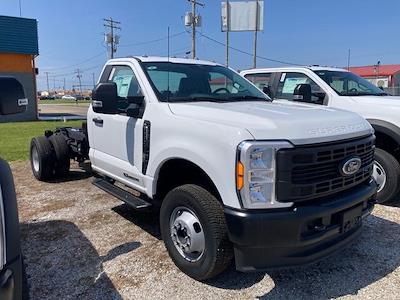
229;95;270;101
173;96;234;103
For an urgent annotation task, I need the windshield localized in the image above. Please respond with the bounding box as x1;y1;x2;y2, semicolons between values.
314;70;388;96
142;62;270;103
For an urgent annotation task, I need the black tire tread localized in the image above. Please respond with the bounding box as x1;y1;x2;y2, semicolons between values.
375;148;400;203
49;134;70;177
30;136;55;180
161;184;233;280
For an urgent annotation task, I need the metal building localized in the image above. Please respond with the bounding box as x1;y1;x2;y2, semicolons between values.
349;64;400;96
0;15;39;122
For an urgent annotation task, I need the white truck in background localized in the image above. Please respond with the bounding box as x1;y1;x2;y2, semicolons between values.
30;57;376;280
241;66;400;204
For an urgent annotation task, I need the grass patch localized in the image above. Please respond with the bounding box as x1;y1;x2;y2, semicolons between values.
39;99;91;105
0;120;83;162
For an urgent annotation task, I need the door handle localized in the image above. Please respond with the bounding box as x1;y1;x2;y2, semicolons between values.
92;117;104;125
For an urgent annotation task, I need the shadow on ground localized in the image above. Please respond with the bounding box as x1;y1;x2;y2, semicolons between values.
114;203;400;298
209;215;400;299
112;203;162;240
20;220;141;300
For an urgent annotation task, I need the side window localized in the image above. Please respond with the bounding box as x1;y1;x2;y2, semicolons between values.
276;72;323;103
244;73;272;90
109;66;142;98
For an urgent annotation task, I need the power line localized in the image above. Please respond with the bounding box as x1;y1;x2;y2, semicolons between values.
119;31;186;48
197;31;301;66
41;52;106;72
103;17;121;59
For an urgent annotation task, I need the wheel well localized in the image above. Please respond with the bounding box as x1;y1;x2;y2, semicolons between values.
375;130;400;160
155;159;221;202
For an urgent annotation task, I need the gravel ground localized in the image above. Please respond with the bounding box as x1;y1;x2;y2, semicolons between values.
11;161;400;300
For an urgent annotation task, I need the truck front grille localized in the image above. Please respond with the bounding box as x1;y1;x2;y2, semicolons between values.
276;135;375;203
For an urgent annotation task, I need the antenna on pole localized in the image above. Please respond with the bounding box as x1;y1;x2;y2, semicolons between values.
185;0;204;59
103;17;121;59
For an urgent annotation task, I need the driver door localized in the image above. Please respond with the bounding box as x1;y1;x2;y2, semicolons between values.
90;64;145;189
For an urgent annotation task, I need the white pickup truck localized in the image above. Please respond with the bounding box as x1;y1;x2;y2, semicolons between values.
241;67;400;204
30;57;376;280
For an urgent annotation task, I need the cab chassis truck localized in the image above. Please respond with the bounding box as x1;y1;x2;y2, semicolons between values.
30;57;377;280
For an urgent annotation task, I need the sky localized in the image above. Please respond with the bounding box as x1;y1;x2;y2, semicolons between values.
1;0;400;91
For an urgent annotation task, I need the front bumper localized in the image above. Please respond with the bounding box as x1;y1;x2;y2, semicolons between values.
0;255;22;300
224;181;376;272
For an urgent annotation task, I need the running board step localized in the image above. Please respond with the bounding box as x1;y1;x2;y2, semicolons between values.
93;178;152;210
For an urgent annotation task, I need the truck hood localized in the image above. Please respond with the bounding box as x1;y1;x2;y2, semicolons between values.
169;101;373;145
350;95;400;107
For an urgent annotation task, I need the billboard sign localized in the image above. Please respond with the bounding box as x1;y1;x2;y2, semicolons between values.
221;1;264;32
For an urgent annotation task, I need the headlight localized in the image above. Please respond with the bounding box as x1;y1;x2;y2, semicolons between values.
236;141;294;209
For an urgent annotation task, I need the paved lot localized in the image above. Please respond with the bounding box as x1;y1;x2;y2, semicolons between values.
38;104;88;118
12;161;400;300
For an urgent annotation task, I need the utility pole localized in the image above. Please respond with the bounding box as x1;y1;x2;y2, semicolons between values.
347;49;351;70
92;73;96;87
45;72;50;93
253;0;259;68
18;0;22;17
63;78;66;91
103;17;121;59
226;0;230;66
187;0;204;59
75;69;83;96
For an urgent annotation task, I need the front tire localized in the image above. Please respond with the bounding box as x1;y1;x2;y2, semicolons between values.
30;137;55;181
373;148;400;203
160;184;233;280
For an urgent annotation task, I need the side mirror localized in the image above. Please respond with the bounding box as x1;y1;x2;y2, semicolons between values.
262;85;273;99
0;77;28;115
126;96;144;118
293;84;311;102
92;82;118;114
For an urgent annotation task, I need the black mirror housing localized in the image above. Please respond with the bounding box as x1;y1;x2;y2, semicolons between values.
293;84;312;102
92;82;118;114
262;85;273;99
0;77;28;115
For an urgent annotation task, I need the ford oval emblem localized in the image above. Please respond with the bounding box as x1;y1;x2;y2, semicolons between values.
340;157;362;176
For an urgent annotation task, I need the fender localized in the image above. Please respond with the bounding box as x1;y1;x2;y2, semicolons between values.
367;119;400;146
149;149;222;197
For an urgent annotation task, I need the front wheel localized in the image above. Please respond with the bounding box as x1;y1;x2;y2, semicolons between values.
160;184;233;281
373;148;400;203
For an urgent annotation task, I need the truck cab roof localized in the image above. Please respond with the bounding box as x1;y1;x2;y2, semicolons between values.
241;66;350;74
107;56;220;66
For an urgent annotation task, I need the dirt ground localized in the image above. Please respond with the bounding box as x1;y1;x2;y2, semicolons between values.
12;161;400;300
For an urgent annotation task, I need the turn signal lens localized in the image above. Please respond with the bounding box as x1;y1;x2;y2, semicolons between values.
237;161;244;190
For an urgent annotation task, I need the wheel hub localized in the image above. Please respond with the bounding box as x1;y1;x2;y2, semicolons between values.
32;147;40;172
373;161;387;193
170;208;205;262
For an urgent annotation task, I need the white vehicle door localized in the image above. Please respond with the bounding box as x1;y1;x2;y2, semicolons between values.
89;64;146;190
